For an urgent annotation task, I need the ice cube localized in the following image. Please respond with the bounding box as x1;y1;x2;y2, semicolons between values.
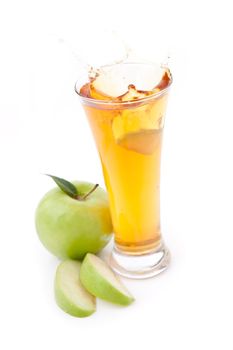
117;129;162;155
89;83;113;101
90;63;167;100
112;94;168;146
91;66;129;98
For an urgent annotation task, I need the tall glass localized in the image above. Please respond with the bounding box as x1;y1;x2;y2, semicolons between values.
75;62;172;278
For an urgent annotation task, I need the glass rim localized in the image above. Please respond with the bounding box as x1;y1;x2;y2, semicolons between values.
74;61;173;109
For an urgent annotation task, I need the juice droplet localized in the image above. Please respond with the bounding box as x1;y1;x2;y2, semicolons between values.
153;70;171;91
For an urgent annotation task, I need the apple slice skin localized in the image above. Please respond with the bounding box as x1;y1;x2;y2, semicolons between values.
80;254;134;306
54;260;96;318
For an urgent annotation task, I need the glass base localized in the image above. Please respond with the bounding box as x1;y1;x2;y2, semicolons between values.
110;241;171;279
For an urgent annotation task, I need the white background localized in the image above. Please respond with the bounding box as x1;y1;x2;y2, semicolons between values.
1;0;233;349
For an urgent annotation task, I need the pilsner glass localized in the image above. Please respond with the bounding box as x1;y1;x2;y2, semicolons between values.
75;62;172;279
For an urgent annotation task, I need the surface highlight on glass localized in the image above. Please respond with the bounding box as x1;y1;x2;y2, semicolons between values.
75;62;172;279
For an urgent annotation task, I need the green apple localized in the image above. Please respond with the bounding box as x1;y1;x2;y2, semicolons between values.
35;177;113;260
54;260;96;317
80;253;134;306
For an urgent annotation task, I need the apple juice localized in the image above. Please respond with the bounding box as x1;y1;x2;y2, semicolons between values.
79;66;171;254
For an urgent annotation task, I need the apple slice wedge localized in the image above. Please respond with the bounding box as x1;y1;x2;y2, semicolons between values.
80;253;134;306
54;260;96;317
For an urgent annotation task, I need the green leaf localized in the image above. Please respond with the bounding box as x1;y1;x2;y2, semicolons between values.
46;174;78;198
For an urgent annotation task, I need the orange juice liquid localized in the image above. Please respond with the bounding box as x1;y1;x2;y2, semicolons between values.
80;70;170;254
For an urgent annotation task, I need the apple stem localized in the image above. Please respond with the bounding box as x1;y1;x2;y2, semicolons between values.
77;184;99;201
